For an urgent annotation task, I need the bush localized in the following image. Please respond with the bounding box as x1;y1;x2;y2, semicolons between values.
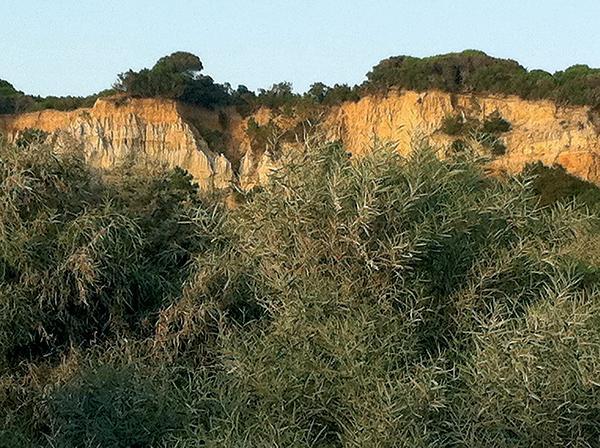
196;142;596;446
440;114;466;135
47;364;185;447
365;50;600;107
440;112;510;156
482;111;512;134
1;137;600;447
525;162;600;207
115;52;232;109
0;140;224;367
458;289;600;447
15;128;49;147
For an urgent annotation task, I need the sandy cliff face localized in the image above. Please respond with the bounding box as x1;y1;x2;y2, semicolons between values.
324;90;600;183
1;91;599;188
0;97;233;189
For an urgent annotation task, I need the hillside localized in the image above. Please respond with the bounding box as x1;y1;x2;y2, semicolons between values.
2;49;600;447
1;89;600;188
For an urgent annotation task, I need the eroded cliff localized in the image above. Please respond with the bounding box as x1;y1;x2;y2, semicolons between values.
0;97;234;189
325;90;600;183
1;91;600;188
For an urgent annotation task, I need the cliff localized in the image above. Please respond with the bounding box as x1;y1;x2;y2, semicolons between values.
0;97;234;189
325;90;600;183
1;91;600;188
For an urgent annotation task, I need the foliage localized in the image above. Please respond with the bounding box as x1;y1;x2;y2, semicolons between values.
47;363;186;447
525;162;600;208
365;50;600;107
441;111;511;155
14;128;49;147
5;50;600;117
306;82;361;106
115;51;232;109
199;127;227;154
28;90;116;112
481;111;512;133
193;142;596;446
0;80;28;114
457;290;600;447
0;78;114;114
440;114;479;136
0;141;223;368
1;137;599;447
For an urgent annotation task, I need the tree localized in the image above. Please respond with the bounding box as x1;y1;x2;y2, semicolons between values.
115;52;205;99
153;51;203;74
0;79;25;114
114;52;234;109
306;82;330;102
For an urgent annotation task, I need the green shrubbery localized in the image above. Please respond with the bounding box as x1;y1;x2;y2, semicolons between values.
441;111;511;156
5;50;600;118
115;52;233;110
0;78;114;114
47;363;185;447
0;142;224;369
525;162;600;208
365;50;600;107
3;50;600;118
1;138;599;446
14;128;49;147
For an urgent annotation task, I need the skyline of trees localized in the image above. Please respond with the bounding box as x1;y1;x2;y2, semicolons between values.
2;50;600;115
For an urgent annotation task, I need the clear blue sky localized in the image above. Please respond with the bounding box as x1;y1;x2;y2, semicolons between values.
2;1;599;96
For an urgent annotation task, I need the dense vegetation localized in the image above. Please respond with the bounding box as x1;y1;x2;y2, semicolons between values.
114;52;232;110
114;53;361;114
4;50;600;116
110;49;600;111
526;162;600;207
1;135;599;447
0;78;114;114
365;50;600;107
441;111;511;156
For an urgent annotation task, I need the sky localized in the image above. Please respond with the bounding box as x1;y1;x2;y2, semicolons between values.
1;1;599;97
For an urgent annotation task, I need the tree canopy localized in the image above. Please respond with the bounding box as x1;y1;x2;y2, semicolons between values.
114;51;232;109
364;50;600;106
4;50;600;116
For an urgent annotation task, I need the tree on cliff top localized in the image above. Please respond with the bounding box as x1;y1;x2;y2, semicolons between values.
114;51;231;109
0;79;32;114
153;51;203;74
363;49;600;107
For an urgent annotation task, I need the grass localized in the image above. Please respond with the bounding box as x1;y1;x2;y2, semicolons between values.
0;138;599;447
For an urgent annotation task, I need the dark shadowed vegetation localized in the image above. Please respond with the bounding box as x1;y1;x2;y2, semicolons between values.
525;162;600;207
8;49;600;118
0;78;114;114
0;136;599;447
365;50;600;107
441;110;511;156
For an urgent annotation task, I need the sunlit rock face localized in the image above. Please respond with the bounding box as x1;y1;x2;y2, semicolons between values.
2;90;600;189
323;90;600;183
0;97;232;189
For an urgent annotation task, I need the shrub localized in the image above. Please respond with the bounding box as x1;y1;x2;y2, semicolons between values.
365;50;600;108
198;127;227;154
450;138;468;153
14;128;49;147
525;162;600;207
440;114;466;135
482;111;512;133
440;112;510;156
1;137;600;447
0;140;224;366
47;364;185;447
115;52;232;109
201;141;595;446
457;288;600;447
